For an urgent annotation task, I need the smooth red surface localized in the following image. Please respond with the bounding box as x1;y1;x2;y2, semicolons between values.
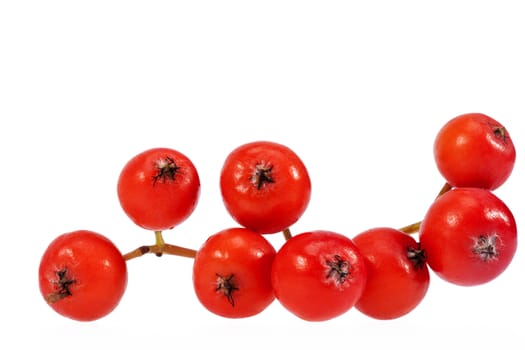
353;227;430;320
271;230;367;321
433;112;515;190
419;188;517;286
220;141;311;234
192;227;276;318
117;147;200;230
39;230;128;321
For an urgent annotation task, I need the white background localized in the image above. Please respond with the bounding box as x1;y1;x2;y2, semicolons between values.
1;1;524;349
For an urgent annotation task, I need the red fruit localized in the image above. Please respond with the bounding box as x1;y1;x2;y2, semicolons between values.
117;147;200;231
192;227;276;318
419;187;517;286
433;113;515;190
353;227;430;320
220;141;311;234
38;230;128;321
271;230;367;321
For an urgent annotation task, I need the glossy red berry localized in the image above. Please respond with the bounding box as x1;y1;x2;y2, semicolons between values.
192;227;276;318
271;230;367;321
353;227;430;320
419;187;517;286
38;230;128;321
433;113;515;190
117;147;200;231
220;141;311;234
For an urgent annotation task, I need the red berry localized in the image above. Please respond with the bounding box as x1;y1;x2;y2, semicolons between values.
353;227;430;320
271;230;367;321
433;113;515;190
220;141;311;234
38;230;128;321
192;227;276;318
419;187;517;286
117;147;200;231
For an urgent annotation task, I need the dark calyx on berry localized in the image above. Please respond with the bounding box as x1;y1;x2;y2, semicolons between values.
250;162;275;190
325;255;351;285
472;234;500;262
490;123;509;143
215;273;239;307
153;156;181;186
407;245;427;270
46;268;76;304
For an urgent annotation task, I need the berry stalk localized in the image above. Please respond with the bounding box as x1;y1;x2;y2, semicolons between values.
282;228;293;241
123;231;197;260
399;182;452;235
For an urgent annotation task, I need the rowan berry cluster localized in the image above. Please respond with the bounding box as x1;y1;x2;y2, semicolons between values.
38;112;517;322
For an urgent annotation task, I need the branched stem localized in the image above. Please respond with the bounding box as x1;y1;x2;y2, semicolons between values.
123;230;197;261
154;230;165;257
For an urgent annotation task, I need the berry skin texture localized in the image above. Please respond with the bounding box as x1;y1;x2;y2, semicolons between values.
353;227;430;320
433;112;516;190
192;227;276;318
38;230;128;322
271;230;367;321
419;187;517;286
117;147;200;231
220;141;311;234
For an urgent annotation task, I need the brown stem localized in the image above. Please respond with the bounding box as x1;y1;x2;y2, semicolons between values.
162;244;197;258
436;182;453;198
399;182;453;235
123;231;197;261
399;221;421;234
282;228;292;241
